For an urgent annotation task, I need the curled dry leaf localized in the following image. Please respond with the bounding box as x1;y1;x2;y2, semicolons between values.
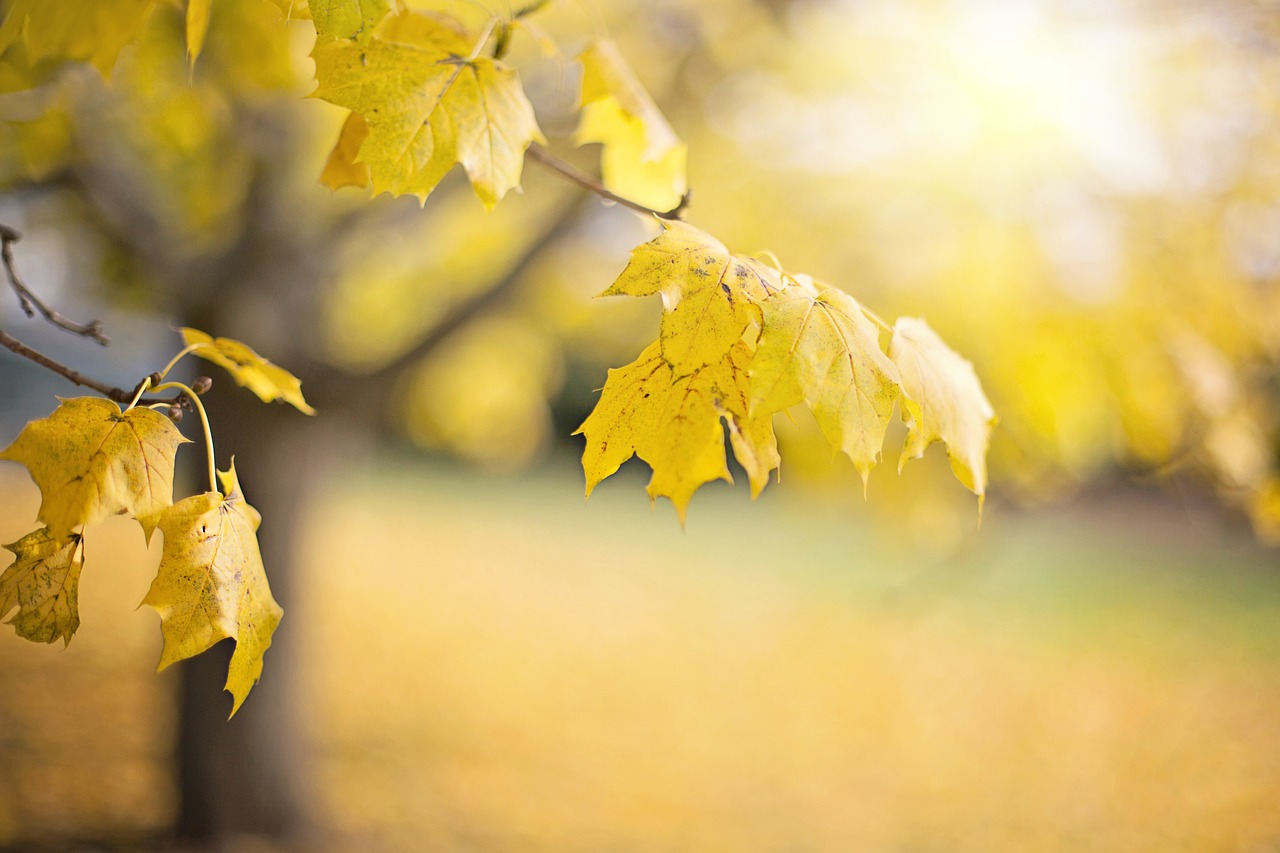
0;528;83;646
142;463;283;716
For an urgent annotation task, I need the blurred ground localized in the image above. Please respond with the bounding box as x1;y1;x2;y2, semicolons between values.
2;455;1280;851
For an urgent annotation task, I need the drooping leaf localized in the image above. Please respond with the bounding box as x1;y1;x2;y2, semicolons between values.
0;397;188;540
310;0;389;39
0;528;82;646
319;111;372;189
311;9;545;207
603;220;782;376
186;0;213;68
888;317;997;503
576;339;778;523
575;39;687;212
750;277;902;485
179;327;316;414
0;0;158;75
142;463;283;716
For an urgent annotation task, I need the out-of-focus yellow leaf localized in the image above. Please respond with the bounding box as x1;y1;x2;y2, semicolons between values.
1203;410;1271;489
142;463;282;716
310;0;389;39
400;314;562;471
319;110;372;189
186;0;213;68
576;339;777;523
180;327;316;414
749;277;901;485
603;220;782;375
0;528;82;646
0;0;158;75
0;397;189;540
889;317;997;504
1249;477;1280;546
575;39;687;212
311;9;544;207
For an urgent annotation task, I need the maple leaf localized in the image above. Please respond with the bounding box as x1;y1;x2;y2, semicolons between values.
310;0;390;39
0;528;83;646
749;277;902;485
0;397;188;541
186;0;213;68
576;339;778;523
888;317;997;503
143;463;283;716
603;221;783;376
311;9;545;207
0;0;157;75
575;39;688;212
180;327;316;414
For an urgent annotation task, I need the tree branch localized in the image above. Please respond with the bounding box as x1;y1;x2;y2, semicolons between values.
526;145;689;221
0;224;109;344
0;326;172;405
368;195;586;385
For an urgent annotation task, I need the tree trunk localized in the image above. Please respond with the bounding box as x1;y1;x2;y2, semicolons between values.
171;383;333;845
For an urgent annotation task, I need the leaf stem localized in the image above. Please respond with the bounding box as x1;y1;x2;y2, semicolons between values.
0;326;177;405
154;380;218;493
526;144;689;220
156;342;203;382
860;305;894;334
124;376;152;411
468;18;499;61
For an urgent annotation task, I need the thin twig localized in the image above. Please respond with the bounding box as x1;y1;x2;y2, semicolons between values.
526;144;689;220
0;224;109;345
0;327;178;407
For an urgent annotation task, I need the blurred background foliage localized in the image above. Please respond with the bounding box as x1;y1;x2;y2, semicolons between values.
2;0;1280;849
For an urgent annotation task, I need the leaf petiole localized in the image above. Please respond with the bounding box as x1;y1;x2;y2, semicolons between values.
124;376;153;412
152;381;218;493
155;343;204;383
468;18;499;62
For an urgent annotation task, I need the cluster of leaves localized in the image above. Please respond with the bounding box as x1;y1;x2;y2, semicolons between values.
298;0;993;517
0;0;995;707
576;222;995;523
0;329;311;714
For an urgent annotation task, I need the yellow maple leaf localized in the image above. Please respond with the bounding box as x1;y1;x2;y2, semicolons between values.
603;220;783;376
311;9;545;208
0;0;157;75
0;397;189;540
576;339;778;523
749;277;902;485
179;327;316;414
888;317;997;503
186;0;213;68
0;528;83;646
310;0;389;39
575;39;688;213
143;463;283;716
